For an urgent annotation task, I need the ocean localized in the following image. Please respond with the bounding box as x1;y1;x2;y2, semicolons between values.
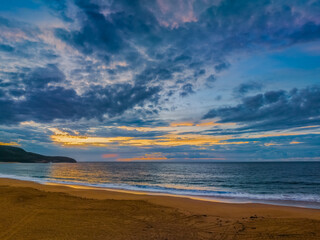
0;162;319;209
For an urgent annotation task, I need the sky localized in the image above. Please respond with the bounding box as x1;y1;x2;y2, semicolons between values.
0;0;320;162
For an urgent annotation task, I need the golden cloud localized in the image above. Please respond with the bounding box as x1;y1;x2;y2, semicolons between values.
116;120;237;133
170;122;194;127
0;142;20;146
50;129;249;148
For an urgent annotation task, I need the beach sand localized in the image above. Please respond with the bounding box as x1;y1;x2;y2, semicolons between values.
0;178;319;240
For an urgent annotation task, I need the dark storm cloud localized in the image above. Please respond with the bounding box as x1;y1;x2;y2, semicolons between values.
0;84;160;124
0;44;14;52
0;65;161;124
204;86;320;130
180;83;195;97
23;64;65;88
233;81;263;96
92;127;166;138
2;0;320;125
53;0;163;65
214;62;230;73
54;1;320;79
289;21;320;43
55;0;320;76
0;16;63;65
0;16;38;35
45;0;73;22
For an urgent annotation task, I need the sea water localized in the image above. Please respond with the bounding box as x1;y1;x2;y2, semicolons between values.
0;162;319;208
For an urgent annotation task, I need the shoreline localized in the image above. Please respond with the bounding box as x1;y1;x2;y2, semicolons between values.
42;181;320;210
0;177;320;239
1;173;320;210
1;177;320;217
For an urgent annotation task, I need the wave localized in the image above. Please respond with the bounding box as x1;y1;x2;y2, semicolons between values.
1;173;320;208
241;180;320;186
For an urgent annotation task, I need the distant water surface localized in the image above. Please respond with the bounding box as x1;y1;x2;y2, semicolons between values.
0;162;319;208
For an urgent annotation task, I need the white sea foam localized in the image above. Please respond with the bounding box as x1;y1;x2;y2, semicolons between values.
1;172;320;209
1;162;320;209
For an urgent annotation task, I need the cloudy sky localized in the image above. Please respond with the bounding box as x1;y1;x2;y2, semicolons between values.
1;0;320;162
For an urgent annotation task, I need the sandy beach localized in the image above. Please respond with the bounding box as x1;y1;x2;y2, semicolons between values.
0;178;319;240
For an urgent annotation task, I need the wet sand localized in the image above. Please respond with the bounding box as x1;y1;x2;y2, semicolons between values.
0;178;319;240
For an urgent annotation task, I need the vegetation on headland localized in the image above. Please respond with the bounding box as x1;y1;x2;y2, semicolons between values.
0;146;76;163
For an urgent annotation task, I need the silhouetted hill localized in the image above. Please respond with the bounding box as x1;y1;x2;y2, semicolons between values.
0;146;76;163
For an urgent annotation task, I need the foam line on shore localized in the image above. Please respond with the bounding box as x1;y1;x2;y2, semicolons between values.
1;173;320;209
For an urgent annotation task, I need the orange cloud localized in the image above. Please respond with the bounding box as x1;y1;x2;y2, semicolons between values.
290;141;302;144
50;134;132;147
0;142;20;146
102;154;119;158
116;134;248;147
50;128;249;148
116;121;237;134
49;128;70;135
117;153;167;162
170;122;194;127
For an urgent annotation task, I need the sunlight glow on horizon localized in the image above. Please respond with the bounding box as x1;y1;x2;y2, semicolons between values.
0;142;20;146
50;131;249;147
